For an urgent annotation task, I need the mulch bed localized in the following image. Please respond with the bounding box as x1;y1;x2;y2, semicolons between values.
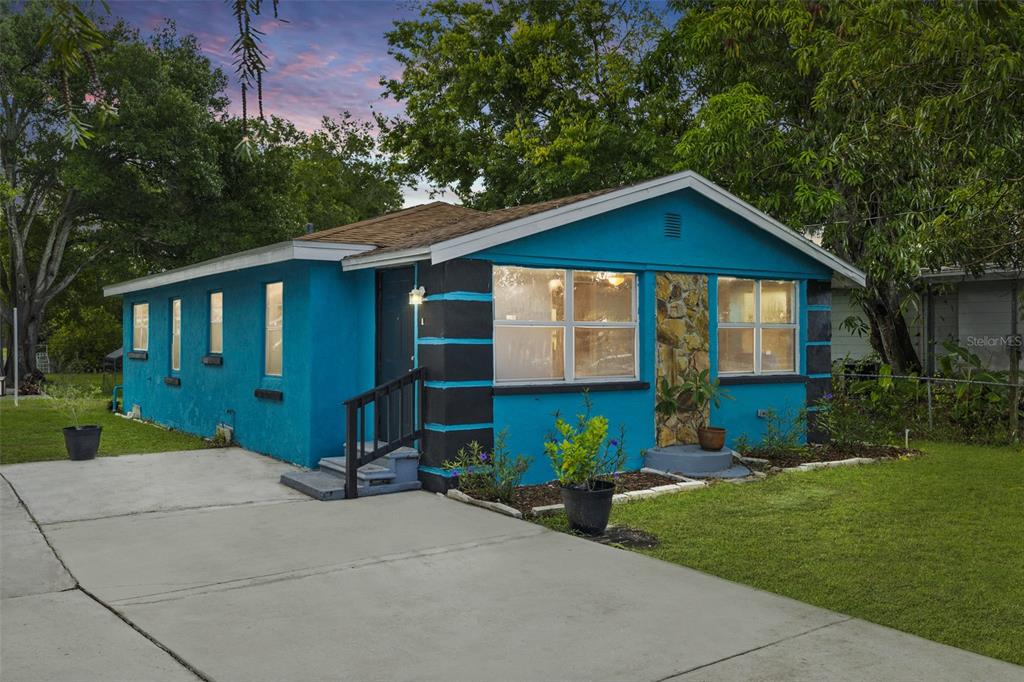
742;443;920;469
467;471;684;517
590;525;660;550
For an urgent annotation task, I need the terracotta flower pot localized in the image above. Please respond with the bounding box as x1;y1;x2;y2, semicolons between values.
697;426;726;451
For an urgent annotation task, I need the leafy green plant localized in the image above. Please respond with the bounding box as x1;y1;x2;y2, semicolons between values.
679;367;732;423
45;382;101;428
655;376;689;418
443;429;531;503
758;407;807;457
544;394;626;489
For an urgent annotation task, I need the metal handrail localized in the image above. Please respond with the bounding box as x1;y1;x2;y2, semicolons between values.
343;367;426;499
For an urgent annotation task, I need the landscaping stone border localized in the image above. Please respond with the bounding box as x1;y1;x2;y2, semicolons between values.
782;457;877;472
444;489;523;519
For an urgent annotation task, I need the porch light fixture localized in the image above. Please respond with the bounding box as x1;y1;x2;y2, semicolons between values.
408;286;426;306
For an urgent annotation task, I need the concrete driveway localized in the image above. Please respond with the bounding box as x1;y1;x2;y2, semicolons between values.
2;449;1020;682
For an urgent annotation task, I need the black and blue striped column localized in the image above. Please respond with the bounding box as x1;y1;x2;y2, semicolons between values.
416;259;494;474
805;280;832;443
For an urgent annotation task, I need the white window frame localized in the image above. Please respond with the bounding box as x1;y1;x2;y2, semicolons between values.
209;291;223;355
493;268;639;385
132;302;149;352
717;278;799;376
170;298;181;372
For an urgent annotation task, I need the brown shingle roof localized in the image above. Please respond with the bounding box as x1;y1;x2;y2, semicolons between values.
298;201;481;247
313;187;621;258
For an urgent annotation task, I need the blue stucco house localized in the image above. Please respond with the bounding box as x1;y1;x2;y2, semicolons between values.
104;171;864;497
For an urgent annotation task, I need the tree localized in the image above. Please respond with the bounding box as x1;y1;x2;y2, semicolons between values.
380;0;690;209
1;3;231;377
668;0;1024;372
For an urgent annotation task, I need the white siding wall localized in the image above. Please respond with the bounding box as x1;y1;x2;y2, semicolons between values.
831;289;874;361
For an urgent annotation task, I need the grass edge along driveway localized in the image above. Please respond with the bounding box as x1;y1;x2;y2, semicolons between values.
540;442;1023;666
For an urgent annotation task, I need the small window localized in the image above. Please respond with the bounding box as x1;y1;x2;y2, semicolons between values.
132;303;149;351
493;266;637;383
717;278;797;375
209;292;223;354
264;282;283;376
170;298;181;371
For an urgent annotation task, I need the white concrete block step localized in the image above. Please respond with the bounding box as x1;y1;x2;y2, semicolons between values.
318;459;395;483
279;471;422;501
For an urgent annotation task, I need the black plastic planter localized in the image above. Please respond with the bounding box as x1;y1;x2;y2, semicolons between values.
63;426;102;461
560;479;615;535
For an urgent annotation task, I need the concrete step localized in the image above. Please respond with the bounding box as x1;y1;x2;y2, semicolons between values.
644;444;750;478
279;471;422;501
318;459;395;483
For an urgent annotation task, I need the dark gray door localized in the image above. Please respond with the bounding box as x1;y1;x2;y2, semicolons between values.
376;267;416;441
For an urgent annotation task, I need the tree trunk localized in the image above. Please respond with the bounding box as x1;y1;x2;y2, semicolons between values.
862;285;921;375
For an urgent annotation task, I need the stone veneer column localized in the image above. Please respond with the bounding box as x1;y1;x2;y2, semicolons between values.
416;259;494;468
655;273;710;447
805;280;832;443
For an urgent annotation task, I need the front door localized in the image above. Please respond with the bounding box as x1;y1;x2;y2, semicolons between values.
376;267;416;441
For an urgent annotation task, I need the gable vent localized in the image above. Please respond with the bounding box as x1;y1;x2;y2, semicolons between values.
664;213;681;238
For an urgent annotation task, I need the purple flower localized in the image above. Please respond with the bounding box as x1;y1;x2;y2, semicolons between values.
824;393;834;400
479;452;489;463
609;439;619;447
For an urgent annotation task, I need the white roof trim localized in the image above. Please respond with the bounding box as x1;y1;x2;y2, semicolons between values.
341;170;866;286
341;246;430;272
434;171;865;285
104;240;374;296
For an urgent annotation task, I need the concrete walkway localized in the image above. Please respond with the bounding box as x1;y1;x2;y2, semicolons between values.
2;449;1020;681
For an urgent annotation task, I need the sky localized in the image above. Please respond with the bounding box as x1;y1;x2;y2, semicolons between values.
107;0;442;205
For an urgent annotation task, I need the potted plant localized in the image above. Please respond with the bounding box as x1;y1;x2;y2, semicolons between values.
48;383;103;461
544;396;626;535
680;367;732;451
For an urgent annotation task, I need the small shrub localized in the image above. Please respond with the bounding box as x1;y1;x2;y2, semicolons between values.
758;407;807;457
444;429;531;503
45;382;101;428
544;393;626;488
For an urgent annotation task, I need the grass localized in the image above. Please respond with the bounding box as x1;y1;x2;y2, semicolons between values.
1;373;207;465
538;442;1024;665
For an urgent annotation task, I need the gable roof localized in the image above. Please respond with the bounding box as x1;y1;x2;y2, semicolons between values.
341;171;866;286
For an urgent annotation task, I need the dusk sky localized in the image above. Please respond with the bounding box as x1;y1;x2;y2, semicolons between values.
107;1;443;205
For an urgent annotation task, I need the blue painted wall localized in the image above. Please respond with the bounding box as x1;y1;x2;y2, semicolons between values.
121;261;377;467
481;188;831;481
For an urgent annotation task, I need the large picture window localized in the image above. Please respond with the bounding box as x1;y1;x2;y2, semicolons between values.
493;266;637;383
717;278;797;374
264;282;283;376
132;303;149;351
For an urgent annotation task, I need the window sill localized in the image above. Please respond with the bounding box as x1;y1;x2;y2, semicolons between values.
164;376;181;387
202;355;223;366
127;351;148;360
492;380;649;396
254;388;284;402
718;374;807;386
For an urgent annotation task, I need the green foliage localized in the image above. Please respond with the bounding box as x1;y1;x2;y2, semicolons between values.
655;376;688;419
757;407;807;458
443;429;532;503
679;367;731;414
543;394;626;488
668;0;1024;371
380;0;689;208
821;344;1018;447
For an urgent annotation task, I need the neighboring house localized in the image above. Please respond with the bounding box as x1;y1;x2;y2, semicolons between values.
104;171;864;490
833;268;1023;372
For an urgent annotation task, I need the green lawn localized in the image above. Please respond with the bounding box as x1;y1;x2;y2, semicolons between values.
1;373;208;465
540;442;1024;665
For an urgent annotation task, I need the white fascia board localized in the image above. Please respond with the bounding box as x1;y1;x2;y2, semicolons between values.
104;240;374;296
427;170;867;287
341;246;430;271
